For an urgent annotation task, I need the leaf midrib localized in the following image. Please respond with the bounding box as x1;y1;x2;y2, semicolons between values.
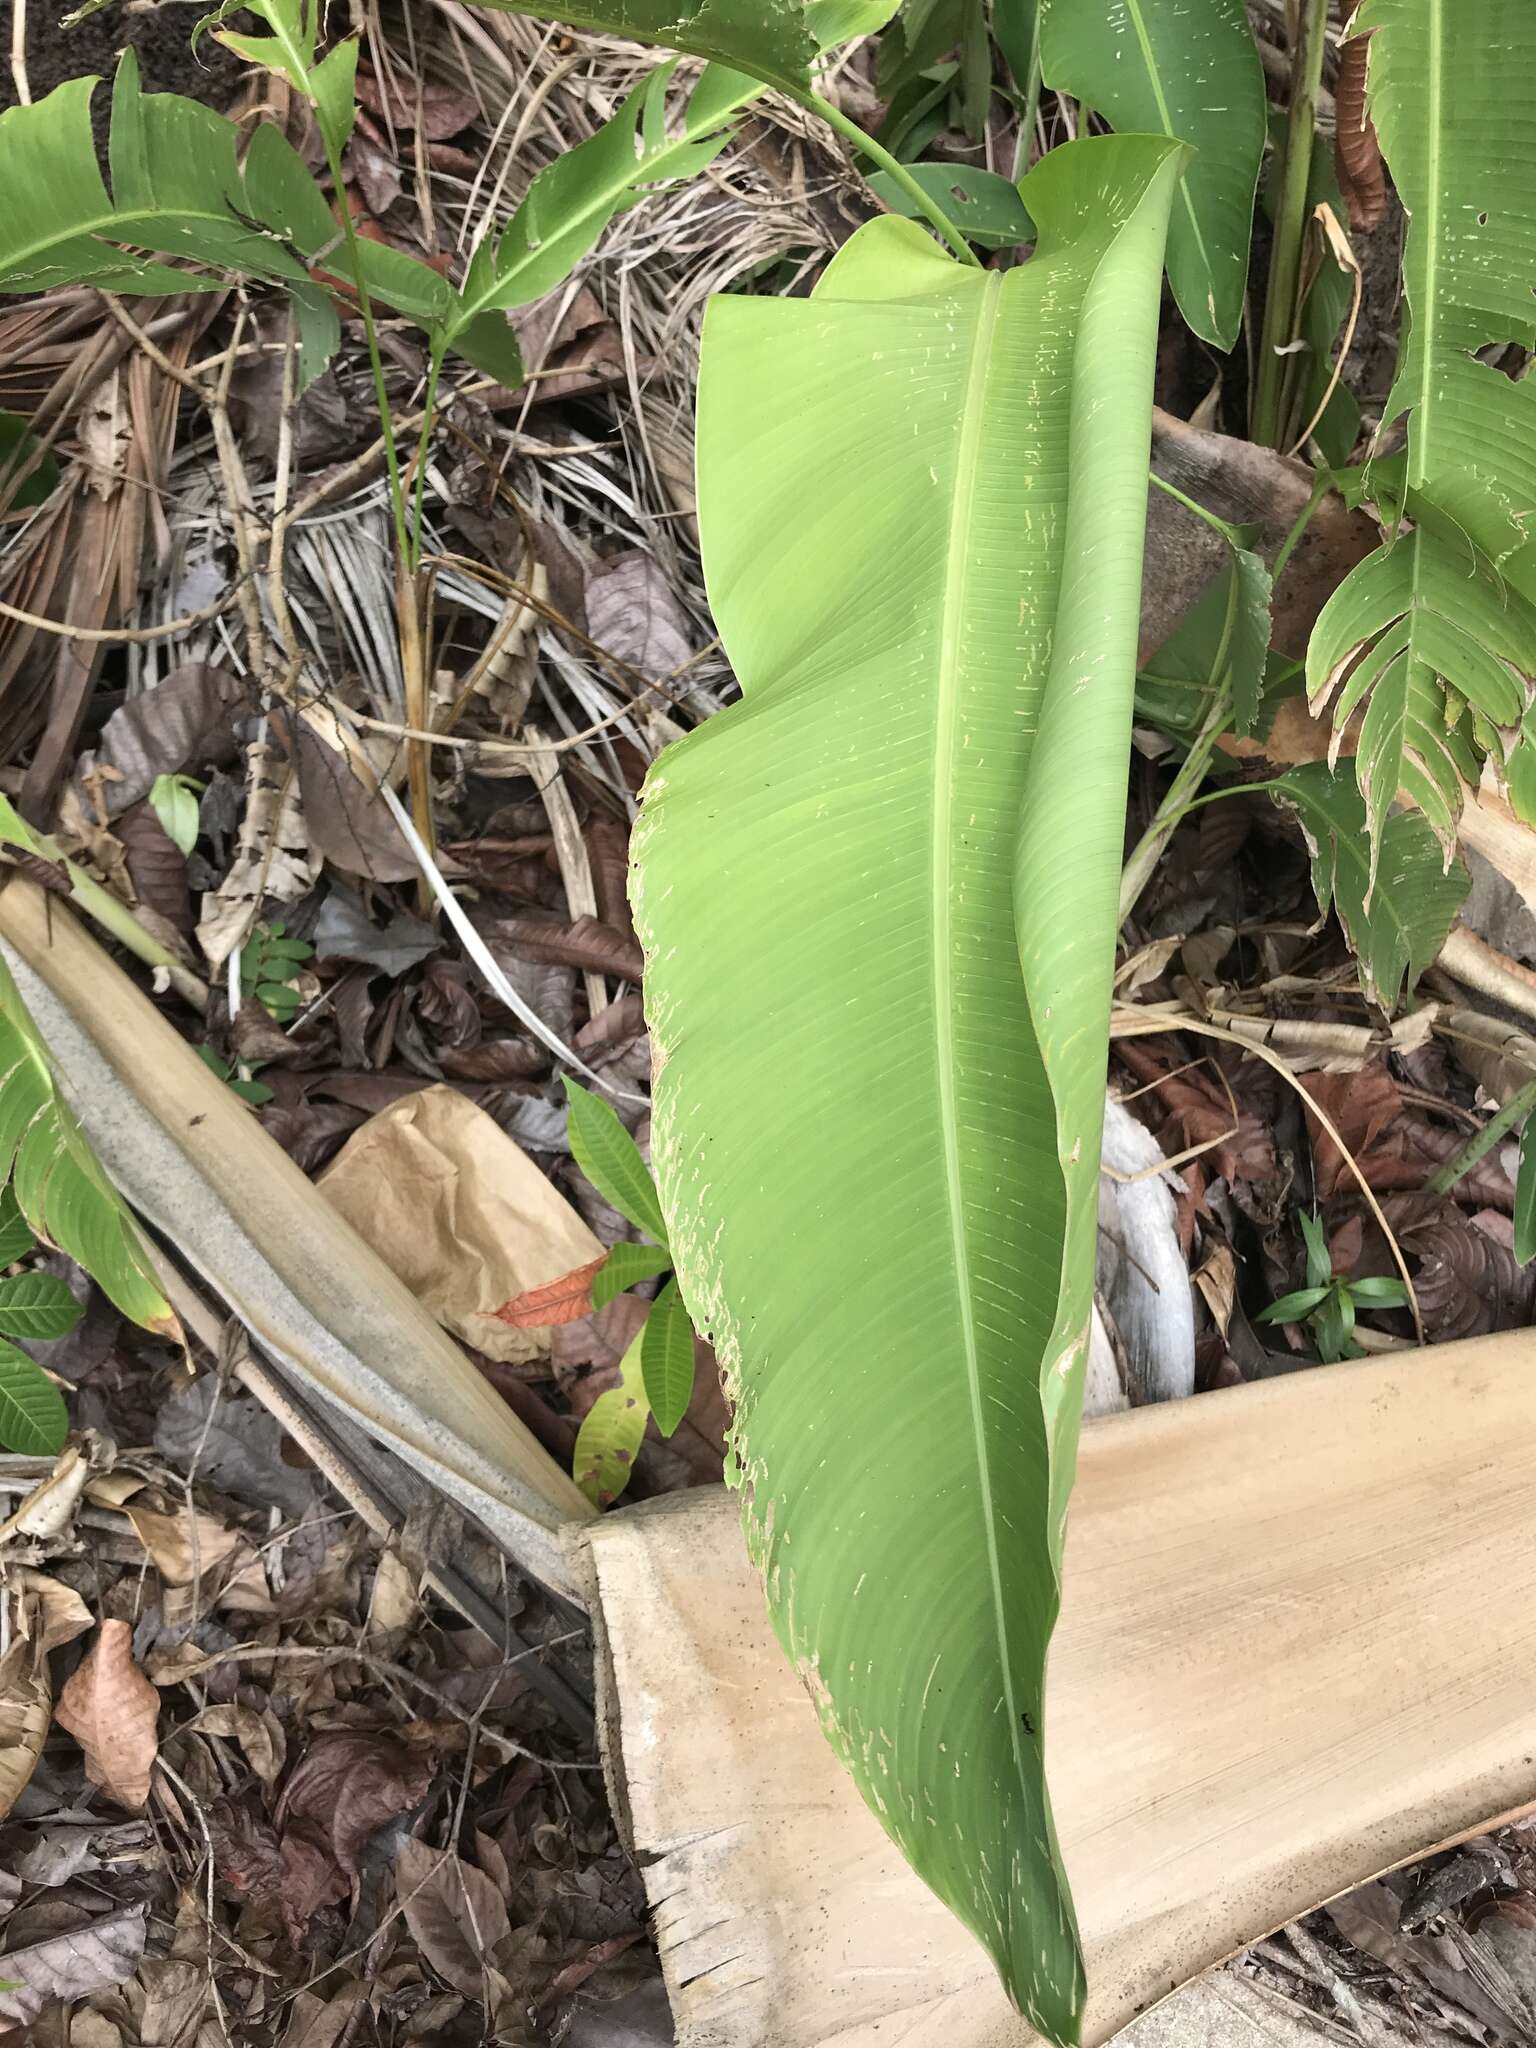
1123;0;1215;302
1407;0;1443;487
931;269;1029;1867
2;205;287;281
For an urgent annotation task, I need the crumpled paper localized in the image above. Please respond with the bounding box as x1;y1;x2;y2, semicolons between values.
319;1085;601;1363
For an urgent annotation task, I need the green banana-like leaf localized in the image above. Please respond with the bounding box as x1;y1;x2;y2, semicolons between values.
1308;1;1536;853
632;133;1184;2042
464;0;897;93
1272;762;1468;1010
1039;0;1264;349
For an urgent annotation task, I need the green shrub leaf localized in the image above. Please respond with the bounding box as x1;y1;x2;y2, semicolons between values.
562;1080;668;1247
633;134;1185;2043
572;1330;650;1506
0;1185;34;1268
0;1339;67;1456
866;164;1034;249
591;1241;674;1310
0;1273;84;1342
638;1278;695;1435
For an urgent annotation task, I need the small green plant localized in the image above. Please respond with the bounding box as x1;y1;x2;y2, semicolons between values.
239;922;314;1023
148;773;204;857
196;1045;275;1108
1257;1212;1410;1365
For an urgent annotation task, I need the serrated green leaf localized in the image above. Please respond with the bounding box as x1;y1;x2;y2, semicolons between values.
0;1339;66;1455
633;134;1185;2043
563;1080;669;1247
0;1272;83;1341
638;1278;696;1435
867;164;1034;249
591;1240;674;1309
1039;0;1265;348
572;1329;650;1506
1516;1119;1536;1267
0;1186;35;1267
1272;761;1468;1011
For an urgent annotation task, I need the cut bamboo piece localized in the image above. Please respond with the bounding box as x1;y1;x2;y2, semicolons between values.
0;880;593;1597
576;1329;1536;2048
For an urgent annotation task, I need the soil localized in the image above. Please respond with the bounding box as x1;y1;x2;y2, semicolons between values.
1;0;248;125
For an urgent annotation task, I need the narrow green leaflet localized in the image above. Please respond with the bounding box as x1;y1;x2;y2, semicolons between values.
464;0;898;93
572;1330;650;1506
633;134;1184;2042
562;1081;669;1246
993;0;1040;96
445;61;757;368
1516;1121;1536;1267
1309;0;1536;852
0;1273;83;1342
592;1241;674;1309
0;1340;66;1456
0;953;175;1338
197;0;359;157
1271;761;1468;1009
639;1278;696;1434
1039;0;1264;348
867;164;1034;249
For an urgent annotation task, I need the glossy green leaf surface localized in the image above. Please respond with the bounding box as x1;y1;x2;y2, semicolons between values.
1272;761;1468;1010
633;134;1184;2042
0;1273;84;1342
0;1339;67;1456
1310;1;1536;850
1039;0;1263;348
0;1187;34;1268
463;0;897;92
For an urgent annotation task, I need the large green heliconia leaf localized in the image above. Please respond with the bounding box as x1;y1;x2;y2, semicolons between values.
1308;0;1536;852
463;0;897;92
632;133;1185;2043
1039;0;1264;348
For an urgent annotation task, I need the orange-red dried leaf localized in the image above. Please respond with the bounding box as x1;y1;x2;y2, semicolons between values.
488;1255;604;1329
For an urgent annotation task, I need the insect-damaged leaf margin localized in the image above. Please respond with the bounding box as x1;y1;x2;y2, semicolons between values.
632;134;1185;2044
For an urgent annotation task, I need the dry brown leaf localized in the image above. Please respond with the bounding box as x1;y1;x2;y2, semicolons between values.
54;1618;160;1809
275;1730;435;1877
138;1957;206;2048
186;1704;285;1788
1334;26;1387;231
394;1838;512;1997
1302;1067;1515;1207
0;1633;51;1823
12;1569;94;1654
484;911;644;983
123;1499;244;1586
197;735;318;969
353;71;478;137
66;664;244;825
0;1906;146;2028
0;1441;93;1544
293;720;416;883
277;1988;369;2048
491;1255;604;1330
365;1547;421;1636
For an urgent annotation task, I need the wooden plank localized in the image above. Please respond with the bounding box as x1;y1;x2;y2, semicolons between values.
578;1331;1536;2046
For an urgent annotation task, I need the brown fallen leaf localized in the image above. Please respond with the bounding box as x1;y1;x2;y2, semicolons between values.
275;1730;435;1879
484;911;644;983
490;1255;604;1330
394;1838;512;1998
122;1497;244;1586
0;1632;51;1824
1334;24;1387;231
54;1619;160;1809
292;719;416;882
1302;1066;1515;1208
353;70;478;138
0;1905;146;2028
277;1988;370;2048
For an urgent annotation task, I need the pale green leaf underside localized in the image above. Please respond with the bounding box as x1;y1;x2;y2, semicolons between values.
1273;762;1468;1009
1039;0;1264;348
633;134;1183;2043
